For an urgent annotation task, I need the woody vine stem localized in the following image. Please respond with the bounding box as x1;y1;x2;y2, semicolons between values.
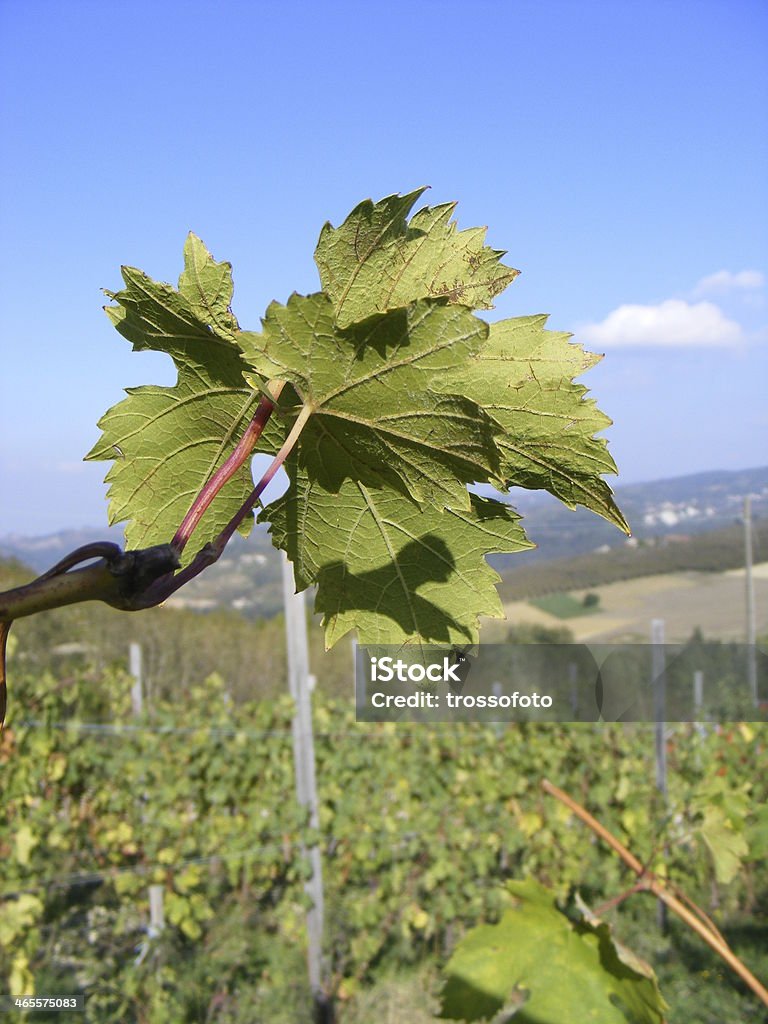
0;379;301;722
541;779;768;1008
0;380;295;623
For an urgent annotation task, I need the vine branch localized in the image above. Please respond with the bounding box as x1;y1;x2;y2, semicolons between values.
0;379;303;624
0;544;180;728
1;379;308;633
0;544;181;622
0;381;308;724
541;778;768;1008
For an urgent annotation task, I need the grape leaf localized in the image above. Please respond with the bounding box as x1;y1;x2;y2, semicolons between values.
86;234;280;557
433;314;629;532
85;192;627;652
699;806;749;884
315;188;519;328
441;879;668;1023
240;292;502;508
264;477;532;647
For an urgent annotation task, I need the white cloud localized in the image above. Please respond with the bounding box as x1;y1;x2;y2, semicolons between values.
692;269;765;296
580;299;744;348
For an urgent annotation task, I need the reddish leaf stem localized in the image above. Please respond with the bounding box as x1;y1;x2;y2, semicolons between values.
212;399;312;552
592;881;649;916
142;398;313;603
172;380;287;554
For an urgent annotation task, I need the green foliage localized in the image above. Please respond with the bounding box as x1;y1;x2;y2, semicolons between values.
1;663;766;1020
88;190;624;647
339;966;442;1022
692;763;753;885
242;294;499;507
529;592;601;619
441;879;667;1023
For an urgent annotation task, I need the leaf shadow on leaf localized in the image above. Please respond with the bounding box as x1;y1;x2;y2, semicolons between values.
336;306;411;360
440;973;516;1022
315;536;472;643
336;298;458;362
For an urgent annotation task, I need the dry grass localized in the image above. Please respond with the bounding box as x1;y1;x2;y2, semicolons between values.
500;567;768;643
338;968;442;1023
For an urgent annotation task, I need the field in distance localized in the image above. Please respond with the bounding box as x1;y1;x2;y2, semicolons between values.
494;564;768;643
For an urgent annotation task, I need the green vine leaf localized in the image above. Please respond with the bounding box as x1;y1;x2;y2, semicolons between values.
441;879;668;1024
433;314;629;532
84;191;627;649
240;292;501;508
177;233;241;337
86;234;280;558
264;479;531;647
315;188;519;328
699;806;750;885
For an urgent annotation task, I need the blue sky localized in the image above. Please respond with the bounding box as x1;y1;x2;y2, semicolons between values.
0;0;766;535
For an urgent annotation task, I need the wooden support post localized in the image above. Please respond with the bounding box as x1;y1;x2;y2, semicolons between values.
651;618;668;933
281;553;329;1021
744;496;758;708
129;641;143;717
693;670;704;720
148;884;165;938
651;619;667;796
569;661;579;719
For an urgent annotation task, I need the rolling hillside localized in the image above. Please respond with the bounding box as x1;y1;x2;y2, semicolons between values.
497;517;768;602
2;465;765;621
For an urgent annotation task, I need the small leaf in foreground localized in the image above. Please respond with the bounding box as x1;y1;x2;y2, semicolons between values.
441;879;667;1023
699;806;750;885
315;188;519;328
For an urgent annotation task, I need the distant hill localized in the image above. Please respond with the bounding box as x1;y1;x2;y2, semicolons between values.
497;517;768;603
0;525;125;574
2;465;766;618
491;464;768;569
